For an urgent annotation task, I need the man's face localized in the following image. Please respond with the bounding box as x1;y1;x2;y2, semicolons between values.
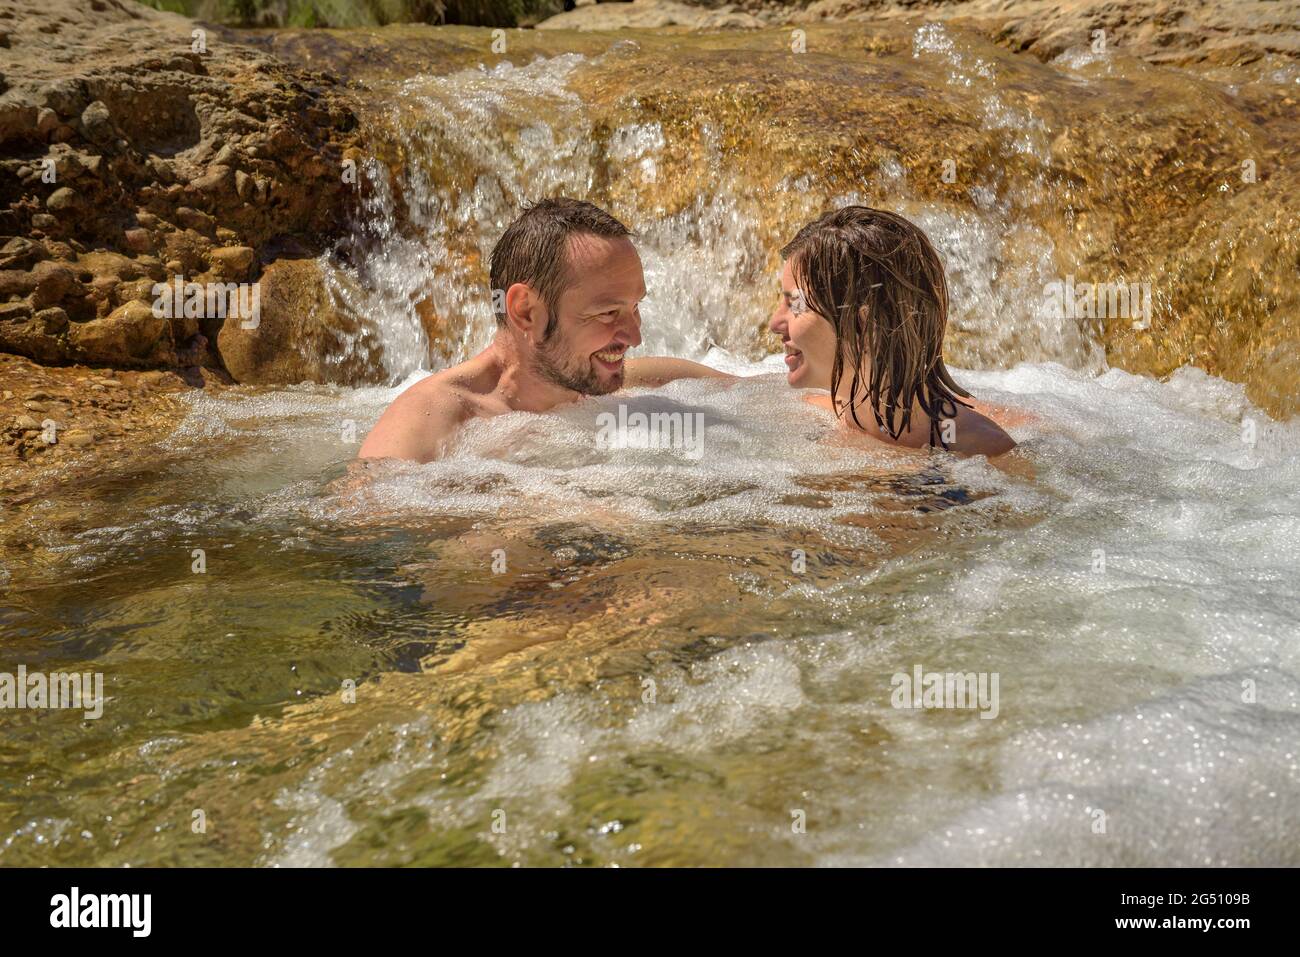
533;234;645;395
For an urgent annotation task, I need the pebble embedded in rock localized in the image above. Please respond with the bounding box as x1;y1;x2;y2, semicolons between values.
46;186;79;211
37;108;60;137
30;262;76;309
80;100;116;144
0;302;33;322
208;245;256;280
34;307;70;334
123;228;153;253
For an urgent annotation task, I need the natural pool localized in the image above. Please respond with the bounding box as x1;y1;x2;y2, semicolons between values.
2;17;1298;867
3;354;1297;865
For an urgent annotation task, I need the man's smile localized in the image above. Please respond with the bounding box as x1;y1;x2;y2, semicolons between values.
593;344;628;370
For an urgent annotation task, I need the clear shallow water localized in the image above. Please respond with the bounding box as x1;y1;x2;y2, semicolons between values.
2;356;1297;866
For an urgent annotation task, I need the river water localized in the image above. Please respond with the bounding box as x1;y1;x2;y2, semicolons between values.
1;21;1297;866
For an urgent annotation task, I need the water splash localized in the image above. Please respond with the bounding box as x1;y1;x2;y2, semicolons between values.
324;28;1111;383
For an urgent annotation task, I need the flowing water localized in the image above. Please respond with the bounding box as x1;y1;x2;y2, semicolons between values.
2;21;1298;866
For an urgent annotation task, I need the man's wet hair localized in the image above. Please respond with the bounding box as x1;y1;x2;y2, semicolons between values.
490;197;632;340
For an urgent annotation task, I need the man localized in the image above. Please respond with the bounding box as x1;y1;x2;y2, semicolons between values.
358;198;726;463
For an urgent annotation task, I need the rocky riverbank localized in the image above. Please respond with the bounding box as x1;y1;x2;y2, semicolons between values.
0;0;368;496
0;0;362;376
0;351;204;509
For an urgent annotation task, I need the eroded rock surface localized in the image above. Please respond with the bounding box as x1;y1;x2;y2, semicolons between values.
0;0;360;376
541;0;1300;69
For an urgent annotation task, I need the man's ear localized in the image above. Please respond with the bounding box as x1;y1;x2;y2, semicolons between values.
504;283;547;340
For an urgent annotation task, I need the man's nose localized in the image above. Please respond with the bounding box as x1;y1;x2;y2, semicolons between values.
615;309;642;347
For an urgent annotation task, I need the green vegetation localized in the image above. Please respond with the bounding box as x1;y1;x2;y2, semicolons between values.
135;0;565;28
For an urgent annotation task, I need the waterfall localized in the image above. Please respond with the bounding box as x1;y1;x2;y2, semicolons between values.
323;26;1172;385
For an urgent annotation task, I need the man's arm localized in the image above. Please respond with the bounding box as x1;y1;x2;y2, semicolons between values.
358;382;469;463
624;356;735;388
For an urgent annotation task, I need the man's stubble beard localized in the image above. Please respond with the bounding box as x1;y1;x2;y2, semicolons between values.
532;328;622;396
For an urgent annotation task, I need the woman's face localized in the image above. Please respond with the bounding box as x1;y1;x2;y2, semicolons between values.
769;259;838;390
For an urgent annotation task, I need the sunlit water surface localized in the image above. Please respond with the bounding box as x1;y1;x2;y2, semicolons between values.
3;356;1298;866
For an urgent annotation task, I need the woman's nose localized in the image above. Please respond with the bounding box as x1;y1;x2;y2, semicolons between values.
769;308;788;339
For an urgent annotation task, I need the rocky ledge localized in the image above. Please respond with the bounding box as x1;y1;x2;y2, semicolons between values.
540;0;1300;68
0;0;363;383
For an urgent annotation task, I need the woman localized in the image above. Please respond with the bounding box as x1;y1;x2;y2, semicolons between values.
769;205;1017;457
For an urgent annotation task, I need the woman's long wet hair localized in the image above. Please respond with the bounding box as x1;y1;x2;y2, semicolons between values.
780;206;972;449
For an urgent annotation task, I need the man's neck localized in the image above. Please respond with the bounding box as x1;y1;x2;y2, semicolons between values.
487;332;581;414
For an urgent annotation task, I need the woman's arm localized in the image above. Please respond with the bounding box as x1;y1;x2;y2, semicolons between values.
624;356;736;388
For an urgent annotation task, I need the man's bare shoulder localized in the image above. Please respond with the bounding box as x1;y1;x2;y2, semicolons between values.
357;370;475;463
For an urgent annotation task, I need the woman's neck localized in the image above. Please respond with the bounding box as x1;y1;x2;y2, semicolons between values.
831;382;936;448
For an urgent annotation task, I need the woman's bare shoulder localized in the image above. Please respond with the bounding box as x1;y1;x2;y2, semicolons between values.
955;404;1017;457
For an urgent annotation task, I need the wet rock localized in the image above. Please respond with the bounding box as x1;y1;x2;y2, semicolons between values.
61;429;94;447
216;258;366;385
208;246;256;282
12;415;40;431
68;300;170;366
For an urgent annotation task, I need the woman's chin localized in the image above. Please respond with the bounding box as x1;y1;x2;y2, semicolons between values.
785;361;816;389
